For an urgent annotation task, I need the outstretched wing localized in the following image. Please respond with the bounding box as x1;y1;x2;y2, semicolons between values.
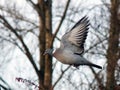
61;16;90;54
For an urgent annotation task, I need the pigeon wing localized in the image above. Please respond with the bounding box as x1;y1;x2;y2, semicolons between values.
60;16;90;54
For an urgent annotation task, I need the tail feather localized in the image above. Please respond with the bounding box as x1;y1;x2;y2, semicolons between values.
84;60;102;69
89;63;102;69
92;64;102;69
73;63;102;69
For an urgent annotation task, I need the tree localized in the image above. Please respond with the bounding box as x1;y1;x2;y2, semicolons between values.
106;0;120;90
0;0;120;90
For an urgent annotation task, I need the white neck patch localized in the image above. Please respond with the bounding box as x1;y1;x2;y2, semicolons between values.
52;48;56;54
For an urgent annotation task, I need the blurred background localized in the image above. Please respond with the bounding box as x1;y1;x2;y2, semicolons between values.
0;0;120;90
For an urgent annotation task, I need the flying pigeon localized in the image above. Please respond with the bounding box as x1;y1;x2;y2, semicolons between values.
44;16;102;69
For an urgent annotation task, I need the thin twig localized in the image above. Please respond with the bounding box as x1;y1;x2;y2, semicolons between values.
85;38;108;53
26;0;43;17
51;0;71;45
90;67;104;89
53;65;71;88
0;15;40;77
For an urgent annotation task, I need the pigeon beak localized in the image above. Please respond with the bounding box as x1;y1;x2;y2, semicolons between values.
43;52;46;55
43;52;47;55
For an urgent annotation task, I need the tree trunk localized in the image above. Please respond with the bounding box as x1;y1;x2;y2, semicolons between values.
38;0;52;90
106;0;120;90
38;0;45;89
44;0;53;89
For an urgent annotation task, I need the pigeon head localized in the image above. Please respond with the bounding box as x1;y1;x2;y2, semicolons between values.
44;48;54;56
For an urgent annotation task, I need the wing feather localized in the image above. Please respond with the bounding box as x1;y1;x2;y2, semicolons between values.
60;16;90;54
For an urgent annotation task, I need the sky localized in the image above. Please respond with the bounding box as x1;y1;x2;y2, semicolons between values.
0;0;109;90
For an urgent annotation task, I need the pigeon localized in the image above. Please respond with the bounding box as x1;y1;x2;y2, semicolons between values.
44;16;102;69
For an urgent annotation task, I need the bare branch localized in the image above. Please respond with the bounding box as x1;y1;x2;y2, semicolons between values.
0;5;38;27
51;0;71;44
90;67;105;89
26;0;43;17
0;35;24;52
0;77;12;90
0;15;40;77
53;65;71;88
85;37;108;53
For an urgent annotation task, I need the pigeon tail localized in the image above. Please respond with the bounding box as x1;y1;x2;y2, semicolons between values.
73;62;102;69
88;63;102;69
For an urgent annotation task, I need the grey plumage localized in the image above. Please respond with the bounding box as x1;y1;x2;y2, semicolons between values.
44;16;102;69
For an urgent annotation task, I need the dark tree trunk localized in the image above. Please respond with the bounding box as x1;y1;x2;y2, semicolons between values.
44;0;53;89
38;0;52;90
106;0;120;90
